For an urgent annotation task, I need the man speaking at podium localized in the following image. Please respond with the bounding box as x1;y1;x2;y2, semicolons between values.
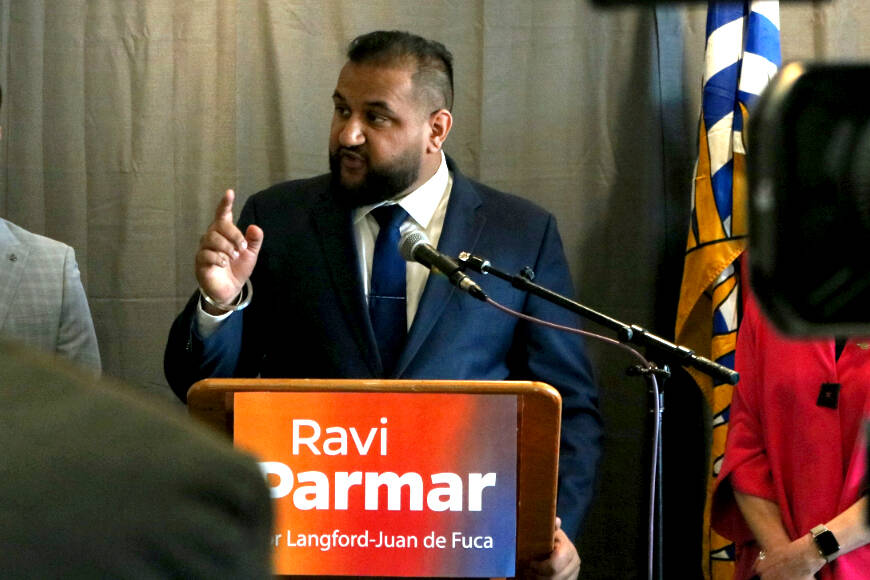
165;30;600;577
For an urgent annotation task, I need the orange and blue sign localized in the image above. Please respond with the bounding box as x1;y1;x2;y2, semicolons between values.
234;391;518;577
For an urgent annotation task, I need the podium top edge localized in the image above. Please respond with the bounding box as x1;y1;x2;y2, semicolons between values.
188;378;561;403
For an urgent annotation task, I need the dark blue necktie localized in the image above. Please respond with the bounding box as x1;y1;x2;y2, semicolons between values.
368;204;409;375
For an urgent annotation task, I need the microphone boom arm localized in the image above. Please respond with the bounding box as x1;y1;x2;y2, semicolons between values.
457;252;739;385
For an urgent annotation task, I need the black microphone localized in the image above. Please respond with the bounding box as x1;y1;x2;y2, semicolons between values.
398;229;487;301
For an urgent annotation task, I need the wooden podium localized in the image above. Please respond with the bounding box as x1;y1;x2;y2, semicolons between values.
188;379;561;578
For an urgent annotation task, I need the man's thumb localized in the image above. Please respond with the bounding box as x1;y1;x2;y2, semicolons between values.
244;224;264;255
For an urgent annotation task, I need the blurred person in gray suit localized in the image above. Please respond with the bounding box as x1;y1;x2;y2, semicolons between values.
0;85;101;372
0;84;273;577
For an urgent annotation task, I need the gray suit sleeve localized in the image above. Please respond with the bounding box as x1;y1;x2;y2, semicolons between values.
57;246;102;372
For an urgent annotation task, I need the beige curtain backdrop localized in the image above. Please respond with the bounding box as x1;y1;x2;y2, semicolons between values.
2;1;868;577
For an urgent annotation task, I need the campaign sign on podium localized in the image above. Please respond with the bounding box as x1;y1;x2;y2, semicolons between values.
234;391;518;577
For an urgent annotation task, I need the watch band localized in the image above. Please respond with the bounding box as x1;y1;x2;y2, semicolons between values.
810;524;840;561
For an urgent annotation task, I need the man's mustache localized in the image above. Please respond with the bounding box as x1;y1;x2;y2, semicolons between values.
336;146;366;161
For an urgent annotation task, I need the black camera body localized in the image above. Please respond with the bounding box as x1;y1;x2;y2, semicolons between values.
748;62;870;337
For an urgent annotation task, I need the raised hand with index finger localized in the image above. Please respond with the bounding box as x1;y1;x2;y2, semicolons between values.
195;189;264;315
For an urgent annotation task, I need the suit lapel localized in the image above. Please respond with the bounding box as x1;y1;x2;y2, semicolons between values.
309;191;382;376
395;168;485;376
0;221;29;332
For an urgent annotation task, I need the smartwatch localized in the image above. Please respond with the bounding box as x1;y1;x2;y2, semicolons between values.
810;524;840;562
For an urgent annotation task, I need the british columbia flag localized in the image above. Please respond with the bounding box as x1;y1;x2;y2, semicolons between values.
674;2;780;579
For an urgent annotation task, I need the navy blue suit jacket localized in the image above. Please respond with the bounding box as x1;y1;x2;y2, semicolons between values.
165;158;602;539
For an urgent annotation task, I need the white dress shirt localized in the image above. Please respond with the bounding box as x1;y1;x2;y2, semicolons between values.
197;152;452;336
354;151;451;329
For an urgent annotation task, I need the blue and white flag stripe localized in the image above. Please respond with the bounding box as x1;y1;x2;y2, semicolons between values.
702;1;781;236
739;5;781;105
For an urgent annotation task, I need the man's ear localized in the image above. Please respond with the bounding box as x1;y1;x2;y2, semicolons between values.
427;109;452;153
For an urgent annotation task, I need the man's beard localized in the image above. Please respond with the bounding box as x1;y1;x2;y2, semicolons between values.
329;146;421;208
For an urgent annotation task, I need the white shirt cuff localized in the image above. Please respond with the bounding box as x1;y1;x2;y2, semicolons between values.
195;293;235;339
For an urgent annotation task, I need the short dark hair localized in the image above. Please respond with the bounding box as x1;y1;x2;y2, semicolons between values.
346;30;454;112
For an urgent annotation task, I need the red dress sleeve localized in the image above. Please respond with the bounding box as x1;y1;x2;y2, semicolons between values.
711;297;777;544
